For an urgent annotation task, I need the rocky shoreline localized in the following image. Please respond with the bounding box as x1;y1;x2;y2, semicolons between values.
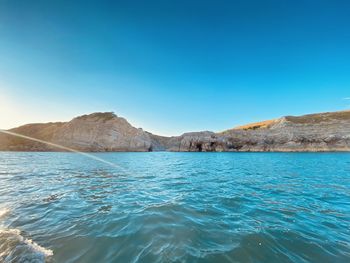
1;111;349;152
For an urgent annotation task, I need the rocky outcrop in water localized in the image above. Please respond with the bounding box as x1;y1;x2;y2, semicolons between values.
0;110;349;152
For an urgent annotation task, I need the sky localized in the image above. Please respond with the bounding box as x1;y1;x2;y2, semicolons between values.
0;0;350;136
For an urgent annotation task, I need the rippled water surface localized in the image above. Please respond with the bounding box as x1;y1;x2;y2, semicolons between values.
0;152;349;262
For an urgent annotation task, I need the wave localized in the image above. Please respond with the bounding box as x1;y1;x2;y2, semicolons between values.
0;228;53;262
0;207;53;262
0;208;10;219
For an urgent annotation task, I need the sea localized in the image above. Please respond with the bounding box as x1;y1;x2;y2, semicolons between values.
0;152;349;262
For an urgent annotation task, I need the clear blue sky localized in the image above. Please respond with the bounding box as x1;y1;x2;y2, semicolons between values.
0;0;349;135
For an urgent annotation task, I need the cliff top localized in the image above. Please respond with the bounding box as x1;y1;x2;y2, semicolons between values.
284;110;350;124
231;110;350;131
233;119;278;131
74;112;117;122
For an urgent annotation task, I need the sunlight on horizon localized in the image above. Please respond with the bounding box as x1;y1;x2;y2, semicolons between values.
0;89;69;130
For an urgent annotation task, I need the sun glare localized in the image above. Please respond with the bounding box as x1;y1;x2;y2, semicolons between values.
0;93;23;129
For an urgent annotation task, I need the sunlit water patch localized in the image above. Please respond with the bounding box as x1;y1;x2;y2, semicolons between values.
0;152;349;262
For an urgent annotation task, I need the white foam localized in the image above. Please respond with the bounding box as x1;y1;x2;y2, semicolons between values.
0;228;53;262
0;208;10;219
23;237;54;257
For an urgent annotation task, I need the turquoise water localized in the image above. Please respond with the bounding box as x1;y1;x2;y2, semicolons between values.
0;152;349;262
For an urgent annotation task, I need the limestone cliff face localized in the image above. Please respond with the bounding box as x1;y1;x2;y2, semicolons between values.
155;132;221;152
52;113;152;152
221;111;350;152
1;110;349;152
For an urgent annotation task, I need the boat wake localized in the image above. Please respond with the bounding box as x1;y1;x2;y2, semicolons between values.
0;208;53;263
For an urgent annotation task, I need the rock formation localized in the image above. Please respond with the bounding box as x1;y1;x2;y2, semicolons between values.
52;113;152;152
1;110;349;152
155;110;350;152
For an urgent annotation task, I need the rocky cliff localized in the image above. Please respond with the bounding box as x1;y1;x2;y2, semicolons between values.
1;110;349;152
157;110;350;152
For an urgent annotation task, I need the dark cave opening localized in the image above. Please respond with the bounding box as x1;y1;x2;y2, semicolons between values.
196;143;203;152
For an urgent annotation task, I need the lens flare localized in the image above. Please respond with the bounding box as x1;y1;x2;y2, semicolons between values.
0;129;124;170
